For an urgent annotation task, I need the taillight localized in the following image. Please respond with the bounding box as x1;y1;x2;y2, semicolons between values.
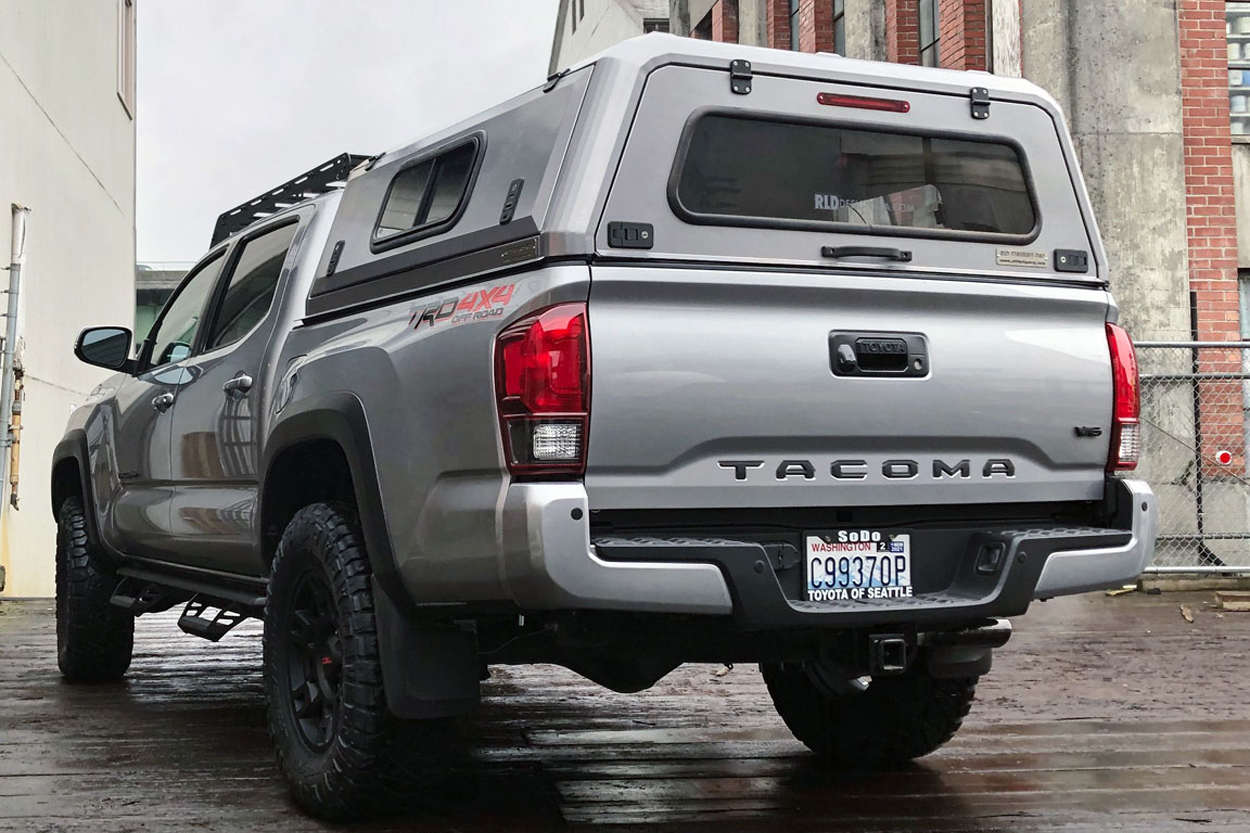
816;92;911;113
1106;323;1140;472
494;303;590;477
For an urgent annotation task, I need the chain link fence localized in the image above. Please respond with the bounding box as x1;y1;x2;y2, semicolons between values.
1138;341;1250;574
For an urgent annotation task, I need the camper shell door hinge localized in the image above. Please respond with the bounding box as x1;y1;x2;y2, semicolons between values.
730;59;752;95
544;68;570;93
970;87;990;120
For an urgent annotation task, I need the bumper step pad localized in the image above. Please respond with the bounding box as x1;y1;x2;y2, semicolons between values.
593;526;1131;629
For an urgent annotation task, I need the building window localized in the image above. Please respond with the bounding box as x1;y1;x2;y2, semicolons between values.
919;0;940;67
579;0;585;21
1241;273;1250;336
644;18;670;34
833;0;845;54
117;0;136;118
789;0;800;50
571;0;577;33
1230;4;1250;136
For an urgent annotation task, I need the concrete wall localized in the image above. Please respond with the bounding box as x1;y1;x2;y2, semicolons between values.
738;0;769;46
0;0;136;596
843;0;885;59
1235;144;1250;268
1022;0;1190;342
688;0;717;29
552;0;651;71
990;0;1020;76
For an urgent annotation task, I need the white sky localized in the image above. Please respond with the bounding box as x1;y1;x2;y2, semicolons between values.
137;0;559;263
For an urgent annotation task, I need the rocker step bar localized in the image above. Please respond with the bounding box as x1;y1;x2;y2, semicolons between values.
177;597;249;642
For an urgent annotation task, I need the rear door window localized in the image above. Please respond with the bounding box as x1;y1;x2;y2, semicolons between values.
672;114;1036;239
204;220;299;351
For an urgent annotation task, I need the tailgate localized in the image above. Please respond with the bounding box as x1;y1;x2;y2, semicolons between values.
583;265;1113;510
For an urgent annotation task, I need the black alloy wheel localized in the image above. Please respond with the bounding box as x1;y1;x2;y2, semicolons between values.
284;568;343;751
263;501;467;820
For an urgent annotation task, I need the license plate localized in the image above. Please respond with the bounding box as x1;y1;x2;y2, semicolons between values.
805;531;913;602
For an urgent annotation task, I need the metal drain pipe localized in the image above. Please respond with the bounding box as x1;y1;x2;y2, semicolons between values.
1;205;29;503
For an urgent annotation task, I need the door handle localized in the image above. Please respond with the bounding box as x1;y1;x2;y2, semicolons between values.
152;392;175;413
829;332;929;378
222;373;254;397
821;245;913;262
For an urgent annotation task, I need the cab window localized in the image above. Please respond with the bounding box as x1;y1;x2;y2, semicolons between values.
146;252;226;369
205;221;298;351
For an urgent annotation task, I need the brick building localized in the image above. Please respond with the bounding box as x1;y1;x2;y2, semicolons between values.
671;0;1250;566
665;1;1249;344
550;1;1250;566
551;1;1250;347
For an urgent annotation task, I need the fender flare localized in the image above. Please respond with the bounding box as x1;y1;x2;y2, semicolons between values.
52;431;101;546
261;392;480;716
260;391;411;614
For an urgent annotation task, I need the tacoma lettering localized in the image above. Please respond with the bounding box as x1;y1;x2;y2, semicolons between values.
717;458;1019;482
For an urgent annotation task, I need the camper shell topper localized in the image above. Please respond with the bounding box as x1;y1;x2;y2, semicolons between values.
305;35;1104;321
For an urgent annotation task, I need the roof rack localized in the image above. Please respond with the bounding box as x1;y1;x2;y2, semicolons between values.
211;152;373;246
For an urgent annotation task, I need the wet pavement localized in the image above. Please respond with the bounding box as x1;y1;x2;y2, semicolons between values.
0;591;1248;832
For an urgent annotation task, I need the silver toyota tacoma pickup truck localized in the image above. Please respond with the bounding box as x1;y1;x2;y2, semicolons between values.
53;35;1156;819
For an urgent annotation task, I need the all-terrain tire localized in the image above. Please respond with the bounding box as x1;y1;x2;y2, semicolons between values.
263;502;459;821
55;497;134;682
761;662;977;768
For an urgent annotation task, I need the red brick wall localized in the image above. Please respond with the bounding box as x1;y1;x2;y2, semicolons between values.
798;0;835;53
937;0;987;70
766;0;792;49
712;0;739;44
885;0;920;64
1178;0;1243;470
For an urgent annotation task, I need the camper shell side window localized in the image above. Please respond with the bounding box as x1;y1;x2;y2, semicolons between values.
372;134;485;252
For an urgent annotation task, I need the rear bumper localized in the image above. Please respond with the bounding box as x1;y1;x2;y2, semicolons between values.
498;479;1156;627
499;483;734;615
1032;479;1156;597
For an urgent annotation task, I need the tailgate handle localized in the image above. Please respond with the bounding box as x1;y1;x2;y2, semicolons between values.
821;245;913;263
830;332;928;378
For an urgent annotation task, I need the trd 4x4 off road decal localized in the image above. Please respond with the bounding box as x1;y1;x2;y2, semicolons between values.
410;283;515;331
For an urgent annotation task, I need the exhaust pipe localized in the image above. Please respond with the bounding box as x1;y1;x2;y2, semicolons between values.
920;619;1012;678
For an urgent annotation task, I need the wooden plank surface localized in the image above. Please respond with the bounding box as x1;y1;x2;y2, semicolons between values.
0;590;1248;831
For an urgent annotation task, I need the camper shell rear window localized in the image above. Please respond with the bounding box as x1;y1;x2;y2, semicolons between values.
669;113;1038;242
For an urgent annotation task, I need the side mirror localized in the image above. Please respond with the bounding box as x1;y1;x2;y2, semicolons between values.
75;327;135;373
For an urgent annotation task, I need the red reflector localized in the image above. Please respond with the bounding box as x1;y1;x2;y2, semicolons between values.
817;92;911;113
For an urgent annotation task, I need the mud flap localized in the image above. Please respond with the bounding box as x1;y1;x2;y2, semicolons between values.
373;579;481;718
927;646;994;679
